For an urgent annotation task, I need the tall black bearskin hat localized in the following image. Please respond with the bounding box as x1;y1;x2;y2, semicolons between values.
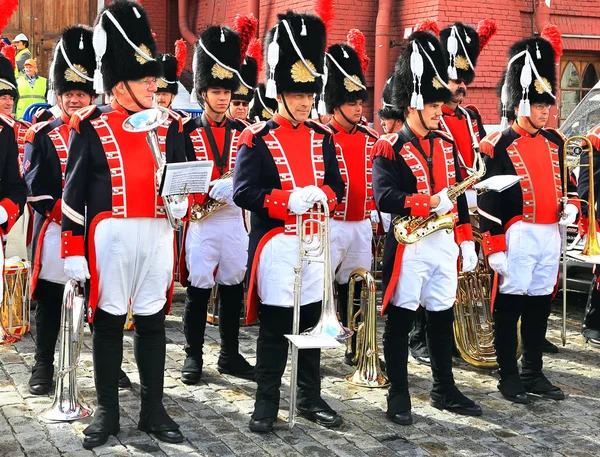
498;25;562;128
0;51;17;100
232;14;259;101
49;25;95;102
264;11;326;100
440;22;479;85
232;57;258;101
378;74;403;121
324;44;368;114
157;39;187;95
193;25;241;98
392;31;451;114
92;0;160;93
249;83;278;121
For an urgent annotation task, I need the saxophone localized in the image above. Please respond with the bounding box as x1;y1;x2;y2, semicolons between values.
190;169;234;222
393;155;485;245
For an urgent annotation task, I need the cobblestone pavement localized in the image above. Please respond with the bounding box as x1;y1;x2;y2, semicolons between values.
1;288;600;457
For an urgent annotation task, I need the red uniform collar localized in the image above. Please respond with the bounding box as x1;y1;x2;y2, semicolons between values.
512;121;540;138
274;113;306;131
406;121;431;141
330;117;357;134
60;112;71;125
203;112;227;127
110;100;131;116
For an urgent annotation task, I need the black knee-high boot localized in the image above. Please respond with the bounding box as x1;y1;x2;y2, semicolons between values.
181;286;211;383
583;272;600;343
87;321;131;389
427;308;481;415
29;280;64;394
134;310;183;442
383;306;415;423
217;283;254;379
83;308;126;437
409;307;429;362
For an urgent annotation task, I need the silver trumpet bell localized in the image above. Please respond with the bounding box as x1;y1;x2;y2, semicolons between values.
122;107;184;230
40;280;92;422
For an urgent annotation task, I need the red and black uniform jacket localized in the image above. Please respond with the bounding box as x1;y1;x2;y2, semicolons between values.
32;107;56;125
478;123;568;256
372;122;473;315
577;124;600;236
23;113;71;297
60;103;186;322
327;118;378;221
233;114;345;323
0;114;27;235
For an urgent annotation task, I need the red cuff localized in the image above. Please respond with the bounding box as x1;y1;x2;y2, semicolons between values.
404;193;430;217
455;223;473;245
320;185;338;212
481;231;507;256
578;215;600;237
61;231;85;258
0;198;21;234
46;199;62;225
263;189;291;220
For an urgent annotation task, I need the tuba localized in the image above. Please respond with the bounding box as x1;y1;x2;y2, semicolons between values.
190;169;234;222
345;268;388;387
40;280;92;421
122;107;185;230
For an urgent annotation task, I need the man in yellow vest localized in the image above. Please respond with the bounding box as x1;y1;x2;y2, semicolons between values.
15;59;46;119
12;34;31;78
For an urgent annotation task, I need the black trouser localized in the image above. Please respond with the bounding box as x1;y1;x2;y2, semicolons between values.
218;283;245;364
29;280;64;386
252;302;330;420
583;272;600;340
493;293;525;378
409;307;428;358
182;286;211;365
520;295;552;382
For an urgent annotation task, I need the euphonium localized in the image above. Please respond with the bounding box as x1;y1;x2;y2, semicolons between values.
40;280;92;421
345;268;388;387
122;107;185;230
190;169;234;222
393;154;485;245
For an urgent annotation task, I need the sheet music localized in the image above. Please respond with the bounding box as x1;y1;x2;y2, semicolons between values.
160;161;214;196
474;175;523;193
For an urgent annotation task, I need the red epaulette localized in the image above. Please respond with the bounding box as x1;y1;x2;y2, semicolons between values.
0;113;15;128
165;108;183;133
371;134;398;161
587;124;600;151
238;121;268;148
33;107;47;123
357;123;380;140
434;129;454;144
306;120;333;136
480;131;502;157
237;118;251;127
24;121;49;144
18;120;31;129
69;105;98;133
463;104;481;117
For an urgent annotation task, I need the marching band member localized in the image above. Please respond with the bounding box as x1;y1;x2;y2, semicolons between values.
61;0;187;448
478;27;572;404
322;30;378;365
372;30;481;426
179;24;253;384
378;75;403;135
233;11;345;433
155;40;187;110
248;83;277;123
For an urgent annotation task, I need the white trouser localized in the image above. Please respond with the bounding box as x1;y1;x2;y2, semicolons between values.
95;218;174;316
381;213;392;232
4;209;29;260
257;232;323;307
38;222;68;284
330;219;372;283
392;230;459;312
499;220;560;296
185;205;248;289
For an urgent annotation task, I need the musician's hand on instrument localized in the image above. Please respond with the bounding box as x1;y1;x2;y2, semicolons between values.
64;256;90;283
559;203;578;226
208;177;234;203
460;241;478;273
300;185;327;204
0;206;7;225
431;188;453;216
289;190;313;215
170;199;189;219
370;210;380;224
488;251;508;277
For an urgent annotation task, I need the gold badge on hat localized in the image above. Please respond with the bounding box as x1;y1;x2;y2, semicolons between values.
135;44;153;65
157;78;168;89
291;60;316;83
211;63;233;80
534;77;552;95
262;109;273;119
455;55;470;71
432;76;444;89
0;81;12;90
235;85;249;96
64;64;88;83
344;75;362;92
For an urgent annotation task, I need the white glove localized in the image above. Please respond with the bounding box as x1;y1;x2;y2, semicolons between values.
460;241;478;273
370;210;380;224
0;206;7;225
299;185;327;204
559;203;578;226
208;177;234;203
431;188;454;216
64;256;90;283
488;251;509;277
169;198;189;220
288;190;313;215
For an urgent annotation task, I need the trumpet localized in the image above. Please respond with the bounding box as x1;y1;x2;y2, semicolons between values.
40;280;92;421
122;107;185;230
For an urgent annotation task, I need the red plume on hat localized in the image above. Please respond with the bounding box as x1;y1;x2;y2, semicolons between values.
247;38;263;79
314;0;335;34
1;43;15;69
174;38;187;77
541;24;562;64
477;19;497;53
414;19;439;37
0;0;19;37
233;13;258;63
347;28;370;74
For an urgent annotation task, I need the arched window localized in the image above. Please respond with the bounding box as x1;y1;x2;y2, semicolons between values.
560;58;600;125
